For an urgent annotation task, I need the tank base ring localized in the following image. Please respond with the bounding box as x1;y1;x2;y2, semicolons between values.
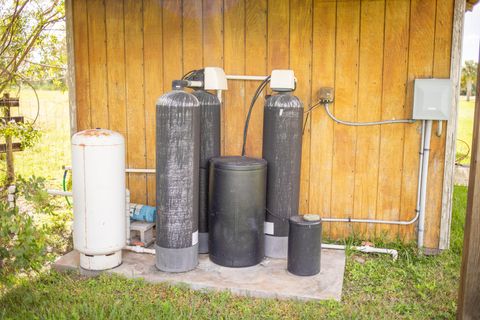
265;235;288;259
155;243;198;272
79;250;122;271
198;232;209;254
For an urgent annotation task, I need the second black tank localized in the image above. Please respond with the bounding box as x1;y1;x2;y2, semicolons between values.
192;90;221;254
262;92;303;259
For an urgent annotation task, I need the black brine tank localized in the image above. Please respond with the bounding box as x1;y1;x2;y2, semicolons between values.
209;156;267;267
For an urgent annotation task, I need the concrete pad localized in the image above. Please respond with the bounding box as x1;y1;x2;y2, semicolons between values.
54;249;346;301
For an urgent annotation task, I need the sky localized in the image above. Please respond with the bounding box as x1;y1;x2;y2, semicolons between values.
463;4;480;63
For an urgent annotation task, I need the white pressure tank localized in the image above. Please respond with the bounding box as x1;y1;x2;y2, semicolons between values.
72;129;126;270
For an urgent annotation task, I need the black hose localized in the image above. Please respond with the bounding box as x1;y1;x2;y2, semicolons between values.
182;69;204;81
241;76;271;156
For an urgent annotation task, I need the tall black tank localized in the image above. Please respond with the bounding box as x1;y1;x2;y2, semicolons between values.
262;92;303;259
155;80;200;272
209;156;267;267
192;90;221;254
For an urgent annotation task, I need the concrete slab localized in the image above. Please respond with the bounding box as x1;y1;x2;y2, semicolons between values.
54;249;346;301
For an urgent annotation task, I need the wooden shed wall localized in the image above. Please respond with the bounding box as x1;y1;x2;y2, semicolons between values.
71;0;455;248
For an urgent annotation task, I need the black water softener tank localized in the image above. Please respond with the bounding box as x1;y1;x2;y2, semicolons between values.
287;214;322;276
155;80;200;273
192;90;221;254
262;92;303;259
209;156;267;267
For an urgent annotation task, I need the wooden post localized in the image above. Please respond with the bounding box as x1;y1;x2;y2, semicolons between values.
2;93;14;185
457;47;480;319
440;0;466;250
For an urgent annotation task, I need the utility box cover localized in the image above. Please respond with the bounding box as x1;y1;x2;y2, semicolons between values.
412;78;452;120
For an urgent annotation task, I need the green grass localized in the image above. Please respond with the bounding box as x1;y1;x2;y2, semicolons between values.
0;186;468;319
456;98;475;165
0;90;471;318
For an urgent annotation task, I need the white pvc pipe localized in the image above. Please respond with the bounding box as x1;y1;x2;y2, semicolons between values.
417;120;433;249
126;189;131;246
226;75;268;81
47;189;72;197
64;166;155;174
124;246;155;255
322;243;398;260
125;168;155;174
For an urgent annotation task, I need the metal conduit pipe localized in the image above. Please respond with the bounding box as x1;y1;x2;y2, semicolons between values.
321;211;420;225
417;120;433;249
320;120;427;228
322;243;398;260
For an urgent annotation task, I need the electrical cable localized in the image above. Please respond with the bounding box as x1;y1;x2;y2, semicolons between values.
323;102;415;126
241;76;271;156
302;101;322;134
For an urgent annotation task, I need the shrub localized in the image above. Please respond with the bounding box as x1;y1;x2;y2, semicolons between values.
0;175;72;283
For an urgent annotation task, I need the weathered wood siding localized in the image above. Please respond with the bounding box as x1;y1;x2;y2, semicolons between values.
71;0;454;248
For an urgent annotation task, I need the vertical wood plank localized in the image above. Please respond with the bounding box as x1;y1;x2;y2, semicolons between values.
124;0;146;204
73;0;90;131
330;0;360;238
401;0;436;243
143;0;163;206
440;0;465;250
245;0;267;158
376;0;410;239
290;0;312;215
87;0;108;129
424;0;454;249
66;0;77;135
183;0;203;73
163;0;183;90
202;0;224;153
267;0;289;71
223;0;245;156
309;0;336;238
105;0;128;190
106;0;127;142
353;0;385;237
203;0;223;67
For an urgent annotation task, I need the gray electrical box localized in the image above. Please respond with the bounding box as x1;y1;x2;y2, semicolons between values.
412;78;452;120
